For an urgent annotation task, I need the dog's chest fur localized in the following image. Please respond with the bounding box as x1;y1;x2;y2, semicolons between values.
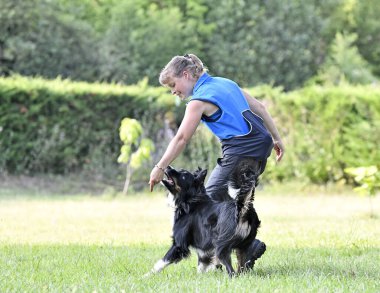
235;218;252;239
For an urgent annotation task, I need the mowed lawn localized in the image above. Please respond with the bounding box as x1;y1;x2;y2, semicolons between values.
0;186;379;292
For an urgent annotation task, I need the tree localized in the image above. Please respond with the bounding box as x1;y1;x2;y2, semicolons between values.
0;0;100;81
118;118;155;195
57;0;117;34
318;0;380;78
354;0;380;77
204;0;325;90
311;32;376;85
101;1;200;85
100;0;214;85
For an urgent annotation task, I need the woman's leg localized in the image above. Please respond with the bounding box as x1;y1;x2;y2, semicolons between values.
205;156;241;201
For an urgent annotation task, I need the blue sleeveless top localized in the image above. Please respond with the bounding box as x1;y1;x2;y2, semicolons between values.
190;73;273;159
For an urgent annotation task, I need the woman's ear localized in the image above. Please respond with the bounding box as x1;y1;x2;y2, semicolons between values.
183;70;190;79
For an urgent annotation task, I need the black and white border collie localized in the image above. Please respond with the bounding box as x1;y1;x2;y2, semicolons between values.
147;158;261;277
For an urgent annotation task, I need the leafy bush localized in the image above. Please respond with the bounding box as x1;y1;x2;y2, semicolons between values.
1;75;379;189
0;75;175;175
258;84;380;184
345;166;380;196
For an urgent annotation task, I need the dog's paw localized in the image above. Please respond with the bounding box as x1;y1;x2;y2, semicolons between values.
228;271;237;278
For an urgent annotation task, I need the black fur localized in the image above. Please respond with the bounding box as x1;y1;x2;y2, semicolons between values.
149;158;261;277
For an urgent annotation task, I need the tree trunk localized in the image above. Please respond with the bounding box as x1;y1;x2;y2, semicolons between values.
123;163;133;195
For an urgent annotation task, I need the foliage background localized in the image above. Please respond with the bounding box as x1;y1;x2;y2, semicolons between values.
1;76;379;190
1;0;379;89
0;0;379;191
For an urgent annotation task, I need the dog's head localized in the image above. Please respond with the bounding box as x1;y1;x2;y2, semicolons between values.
161;166;207;198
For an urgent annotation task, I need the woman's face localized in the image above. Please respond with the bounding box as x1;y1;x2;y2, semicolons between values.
167;71;197;100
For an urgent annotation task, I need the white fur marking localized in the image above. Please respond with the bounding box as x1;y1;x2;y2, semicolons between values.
235;220;251;239
198;263;218;273
196;249;208;258
196;249;218;273
166;192;176;208
228;184;240;199
197;262;208;273
153;259;170;273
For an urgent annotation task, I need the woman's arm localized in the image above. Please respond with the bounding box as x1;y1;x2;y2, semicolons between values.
242;90;285;162
149;100;206;191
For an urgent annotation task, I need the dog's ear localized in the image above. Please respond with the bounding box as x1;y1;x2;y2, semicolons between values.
195;169;207;185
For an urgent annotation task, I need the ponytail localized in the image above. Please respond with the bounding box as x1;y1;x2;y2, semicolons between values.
159;53;207;86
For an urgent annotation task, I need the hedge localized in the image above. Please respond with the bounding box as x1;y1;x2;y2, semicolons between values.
251;84;380;184
1;75;379;186
0;75;176;174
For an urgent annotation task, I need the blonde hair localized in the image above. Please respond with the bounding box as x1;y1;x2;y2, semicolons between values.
159;53;207;86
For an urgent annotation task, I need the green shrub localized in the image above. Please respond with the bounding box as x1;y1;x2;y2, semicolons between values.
0;75;175;175
256;84;380;184
1;75;379;188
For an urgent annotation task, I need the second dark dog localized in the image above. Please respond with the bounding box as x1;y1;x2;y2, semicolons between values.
147;158;262;277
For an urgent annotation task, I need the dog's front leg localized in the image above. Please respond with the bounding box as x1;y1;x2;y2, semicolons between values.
144;258;170;277
151;259;170;274
219;253;235;277
216;246;235;277
146;245;190;276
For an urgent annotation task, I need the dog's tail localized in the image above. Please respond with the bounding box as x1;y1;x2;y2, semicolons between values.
236;171;256;216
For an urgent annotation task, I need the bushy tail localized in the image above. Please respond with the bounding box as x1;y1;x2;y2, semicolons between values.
235;171;256;217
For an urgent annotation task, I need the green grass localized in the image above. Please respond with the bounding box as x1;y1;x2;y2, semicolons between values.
0;185;379;292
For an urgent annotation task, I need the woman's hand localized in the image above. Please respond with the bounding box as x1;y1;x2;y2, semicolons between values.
273;140;285;162
149;166;165;192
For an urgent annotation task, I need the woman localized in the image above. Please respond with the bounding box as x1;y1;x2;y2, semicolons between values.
149;53;285;269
